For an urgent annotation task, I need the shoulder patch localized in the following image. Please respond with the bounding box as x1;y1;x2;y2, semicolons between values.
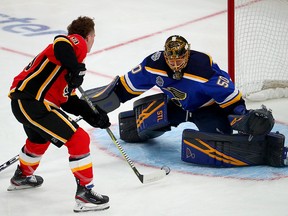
151;51;161;61
70;36;80;45
67;34;86;46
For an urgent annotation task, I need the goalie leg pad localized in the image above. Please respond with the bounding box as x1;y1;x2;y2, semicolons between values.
181;129;286;167
181;129;269;167
265;132;286;167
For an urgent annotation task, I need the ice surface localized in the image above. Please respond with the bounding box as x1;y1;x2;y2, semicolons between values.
1;0;288;215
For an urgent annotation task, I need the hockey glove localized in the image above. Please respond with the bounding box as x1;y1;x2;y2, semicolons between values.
82;104;111;129
228;105;274;136
65;63;86;89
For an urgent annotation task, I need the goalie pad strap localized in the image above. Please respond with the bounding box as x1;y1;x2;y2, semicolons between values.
118;110;146;143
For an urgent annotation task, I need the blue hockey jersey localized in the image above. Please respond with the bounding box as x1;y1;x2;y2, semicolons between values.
118;50;243;113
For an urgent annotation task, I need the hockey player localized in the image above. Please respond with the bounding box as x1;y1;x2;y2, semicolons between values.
85;35;282;167
8;16;111;212
115;35;274;136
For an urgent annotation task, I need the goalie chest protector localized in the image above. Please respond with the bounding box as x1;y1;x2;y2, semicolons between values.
181;129;286;167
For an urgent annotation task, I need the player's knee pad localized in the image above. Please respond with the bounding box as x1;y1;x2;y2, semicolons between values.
181;129;286;167
65;127;90;156
119;93;171;142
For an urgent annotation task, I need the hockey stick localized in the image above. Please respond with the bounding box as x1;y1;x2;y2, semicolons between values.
0;155;19;173
0;116;83;173
78;86;167;184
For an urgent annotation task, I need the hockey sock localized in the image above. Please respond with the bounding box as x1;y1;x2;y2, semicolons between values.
19;139;50;176
65;127;93;186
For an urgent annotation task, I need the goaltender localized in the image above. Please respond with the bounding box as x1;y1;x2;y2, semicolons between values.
85;35;286;168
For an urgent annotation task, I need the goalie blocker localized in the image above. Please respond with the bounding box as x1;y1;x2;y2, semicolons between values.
80;76;121;113
119;93;171;142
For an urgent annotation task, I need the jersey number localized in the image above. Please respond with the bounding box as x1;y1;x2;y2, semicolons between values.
131;64;142;74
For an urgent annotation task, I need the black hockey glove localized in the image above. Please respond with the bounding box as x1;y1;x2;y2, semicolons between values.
228;105;274;136
82;104;111;129
65;63;86;89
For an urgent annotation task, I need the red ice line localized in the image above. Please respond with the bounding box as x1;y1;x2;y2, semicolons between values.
1;7;227;79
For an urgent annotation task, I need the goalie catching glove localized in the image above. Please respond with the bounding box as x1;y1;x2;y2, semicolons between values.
228;105;274;136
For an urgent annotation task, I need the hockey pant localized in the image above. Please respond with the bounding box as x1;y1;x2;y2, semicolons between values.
11;98;93;186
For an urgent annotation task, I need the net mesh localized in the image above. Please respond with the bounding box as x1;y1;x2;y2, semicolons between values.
235;0;288;100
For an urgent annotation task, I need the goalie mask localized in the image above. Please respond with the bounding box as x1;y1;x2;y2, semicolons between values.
164;35;190;80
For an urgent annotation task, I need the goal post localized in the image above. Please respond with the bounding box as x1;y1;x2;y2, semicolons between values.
227;0;288;101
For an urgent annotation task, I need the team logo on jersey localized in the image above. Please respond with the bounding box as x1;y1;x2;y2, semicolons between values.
156;76;164;87
24;55;37;71
163;87;186;107
151;51;161;61
63;86;71;97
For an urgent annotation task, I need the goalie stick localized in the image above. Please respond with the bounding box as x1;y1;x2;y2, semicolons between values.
0;116;83;173
78;86;168;184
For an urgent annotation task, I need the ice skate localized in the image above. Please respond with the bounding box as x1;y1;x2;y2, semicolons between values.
74;181;109;212
7;165;43;191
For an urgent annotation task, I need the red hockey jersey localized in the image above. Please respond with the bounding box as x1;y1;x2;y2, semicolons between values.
9;34;87;108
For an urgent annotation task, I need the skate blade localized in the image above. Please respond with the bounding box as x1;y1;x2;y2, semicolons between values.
7;184;41;191
73;201;110;213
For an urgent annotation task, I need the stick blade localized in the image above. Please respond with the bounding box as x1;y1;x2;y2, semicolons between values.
141;169;167;184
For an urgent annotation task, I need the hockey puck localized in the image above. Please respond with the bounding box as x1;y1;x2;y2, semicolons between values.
161;165;171;175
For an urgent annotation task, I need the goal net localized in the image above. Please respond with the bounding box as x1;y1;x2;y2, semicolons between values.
228;0;288;101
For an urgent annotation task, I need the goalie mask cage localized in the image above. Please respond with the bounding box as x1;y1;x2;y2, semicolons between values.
228;0;288;101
